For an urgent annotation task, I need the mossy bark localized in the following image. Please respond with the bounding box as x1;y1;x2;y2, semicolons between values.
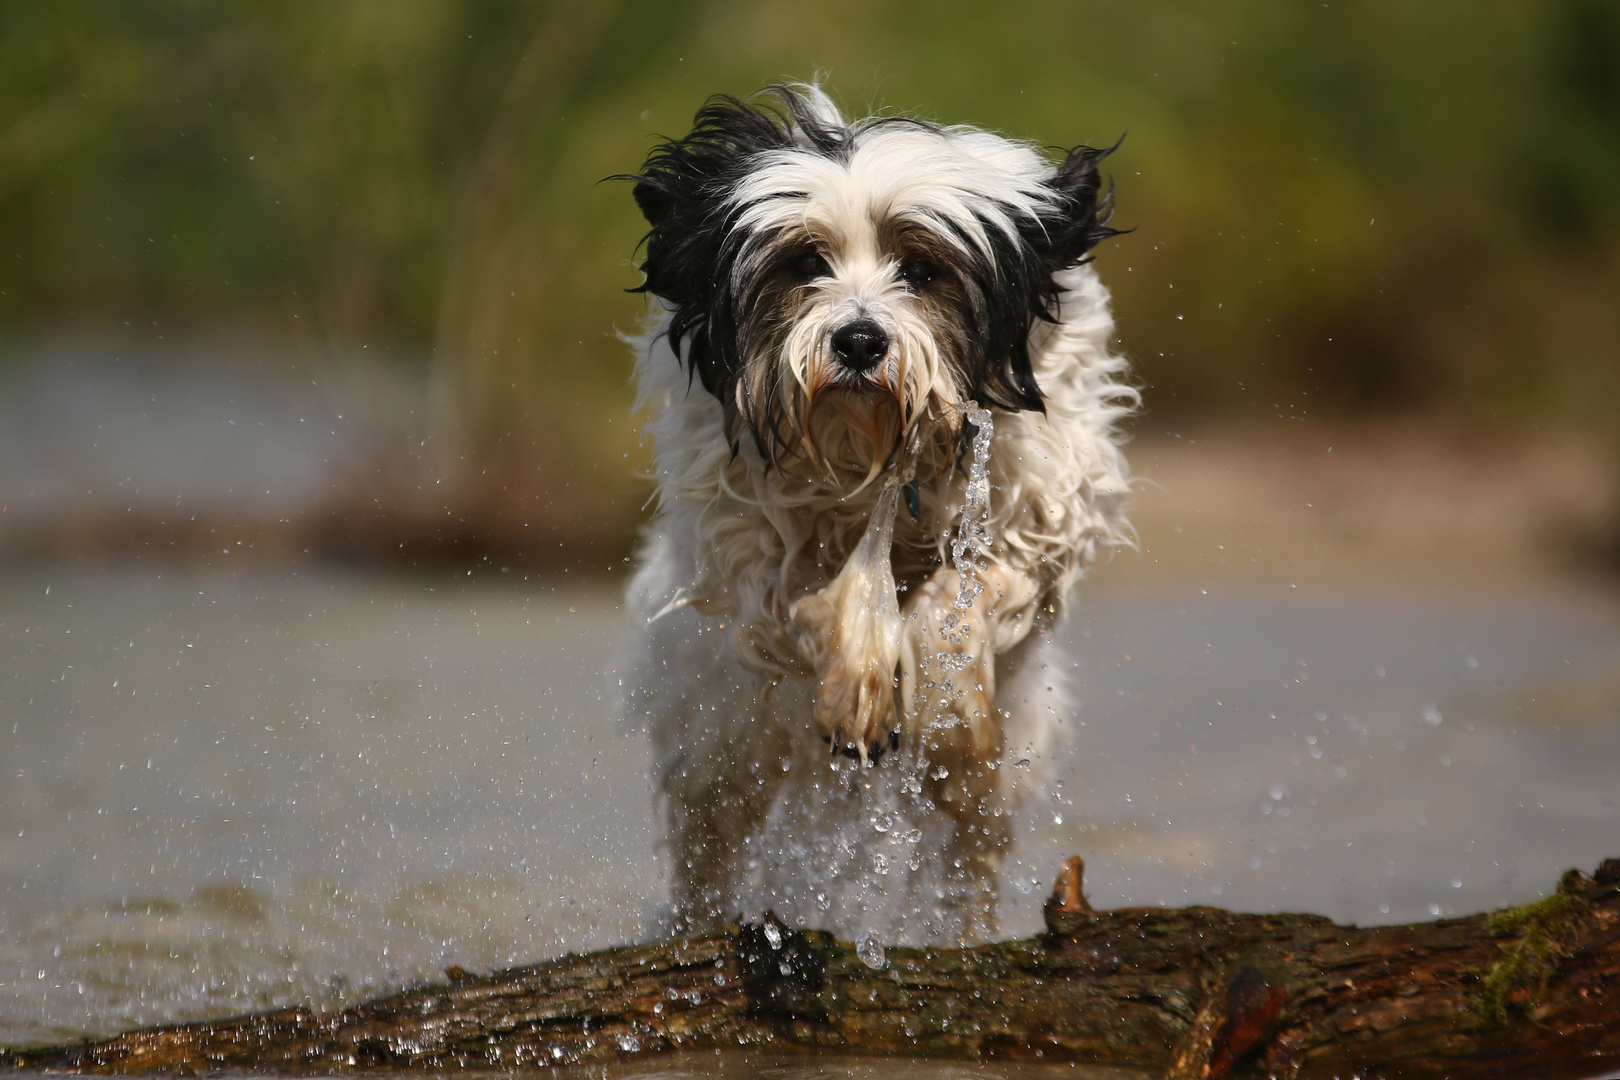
5;857;1619;1080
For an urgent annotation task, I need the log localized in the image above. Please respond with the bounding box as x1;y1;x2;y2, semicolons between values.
5;856;1619;1079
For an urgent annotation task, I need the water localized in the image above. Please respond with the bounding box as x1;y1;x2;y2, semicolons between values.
938;403;993;649
2;565;1618;1056
0;567;658;1046
1014;580;1619;923
549;1051;1148;1078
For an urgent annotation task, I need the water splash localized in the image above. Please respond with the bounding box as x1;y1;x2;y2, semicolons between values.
848;481;904;652
937;402;994;668
740;751;972;946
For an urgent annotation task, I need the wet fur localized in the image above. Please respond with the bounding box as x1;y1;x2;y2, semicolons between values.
620;86;1135;944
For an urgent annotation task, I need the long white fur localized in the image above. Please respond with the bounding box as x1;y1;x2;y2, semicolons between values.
621;88;1135;945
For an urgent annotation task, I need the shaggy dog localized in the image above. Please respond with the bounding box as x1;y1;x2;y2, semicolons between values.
621;85;1133;945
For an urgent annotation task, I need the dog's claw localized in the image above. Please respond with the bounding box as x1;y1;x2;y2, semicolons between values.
826;730;895;767
793;613;901;767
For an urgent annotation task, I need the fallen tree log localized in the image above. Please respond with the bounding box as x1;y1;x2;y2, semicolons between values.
5;856;1619;1079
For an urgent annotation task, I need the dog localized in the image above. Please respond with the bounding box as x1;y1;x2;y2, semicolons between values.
620;85;1134;945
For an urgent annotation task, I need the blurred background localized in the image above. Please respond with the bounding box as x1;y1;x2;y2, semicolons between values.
1;0;1616;573
3;0;1620;1049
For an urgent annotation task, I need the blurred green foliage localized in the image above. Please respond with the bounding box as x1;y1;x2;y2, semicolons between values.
2;1;1616;488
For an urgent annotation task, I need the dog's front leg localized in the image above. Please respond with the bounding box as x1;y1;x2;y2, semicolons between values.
898;561;1041;809
897;560;1041;938
788;486;904;763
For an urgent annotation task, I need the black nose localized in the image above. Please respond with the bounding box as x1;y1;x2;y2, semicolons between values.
830;319;889;373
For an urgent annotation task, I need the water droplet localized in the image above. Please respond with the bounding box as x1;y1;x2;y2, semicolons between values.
1422;706;1443;727
763;921;782;950
856;933;887;970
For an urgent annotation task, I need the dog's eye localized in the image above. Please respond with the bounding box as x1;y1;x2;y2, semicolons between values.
791;251;830;280
899;259;937;288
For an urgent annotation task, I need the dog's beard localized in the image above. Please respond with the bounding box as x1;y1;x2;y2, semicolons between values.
738;293;972;491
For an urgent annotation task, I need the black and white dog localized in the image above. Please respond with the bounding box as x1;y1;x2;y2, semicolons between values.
621;85;1134;944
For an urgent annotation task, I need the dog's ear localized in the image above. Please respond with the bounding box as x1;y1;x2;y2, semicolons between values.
1034;141;1122;275
969;142;1121;417
628;96;794;404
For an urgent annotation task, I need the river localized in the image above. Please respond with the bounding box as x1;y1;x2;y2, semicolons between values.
2;565;1616;1071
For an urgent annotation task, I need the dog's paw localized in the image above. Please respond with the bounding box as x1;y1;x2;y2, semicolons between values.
896;570;998;799
790;584;901;763
787;484;908;764
896;563;1045;817
897;561;1040;726
898;569;992;704
816;655;901;764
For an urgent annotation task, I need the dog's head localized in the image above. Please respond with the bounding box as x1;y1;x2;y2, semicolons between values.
630;85;1117;476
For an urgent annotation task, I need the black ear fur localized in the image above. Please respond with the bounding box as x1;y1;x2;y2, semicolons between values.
626;93;807;419
969;140;1122;415
1036;141;1122;277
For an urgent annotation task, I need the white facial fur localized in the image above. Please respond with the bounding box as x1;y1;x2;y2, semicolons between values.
721;89;1078;473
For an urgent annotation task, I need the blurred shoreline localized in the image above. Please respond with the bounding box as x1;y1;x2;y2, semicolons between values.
3;340;1613;588
1109;415;1618;589
0;338;641;575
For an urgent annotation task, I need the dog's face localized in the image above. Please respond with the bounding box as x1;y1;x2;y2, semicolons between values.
631;86;1116;473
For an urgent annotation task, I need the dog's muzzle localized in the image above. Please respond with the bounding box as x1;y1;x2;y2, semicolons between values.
830;319;889;373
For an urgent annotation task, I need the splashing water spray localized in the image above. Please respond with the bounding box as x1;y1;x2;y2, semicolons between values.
936;402;994;669
764;403;996;944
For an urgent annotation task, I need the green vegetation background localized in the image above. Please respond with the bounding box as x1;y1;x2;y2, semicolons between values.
2;1;1616;542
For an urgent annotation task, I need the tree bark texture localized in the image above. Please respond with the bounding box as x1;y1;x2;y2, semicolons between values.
5;856;1619;1079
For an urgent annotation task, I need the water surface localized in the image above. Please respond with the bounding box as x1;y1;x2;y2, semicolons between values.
2;566;1616;1049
